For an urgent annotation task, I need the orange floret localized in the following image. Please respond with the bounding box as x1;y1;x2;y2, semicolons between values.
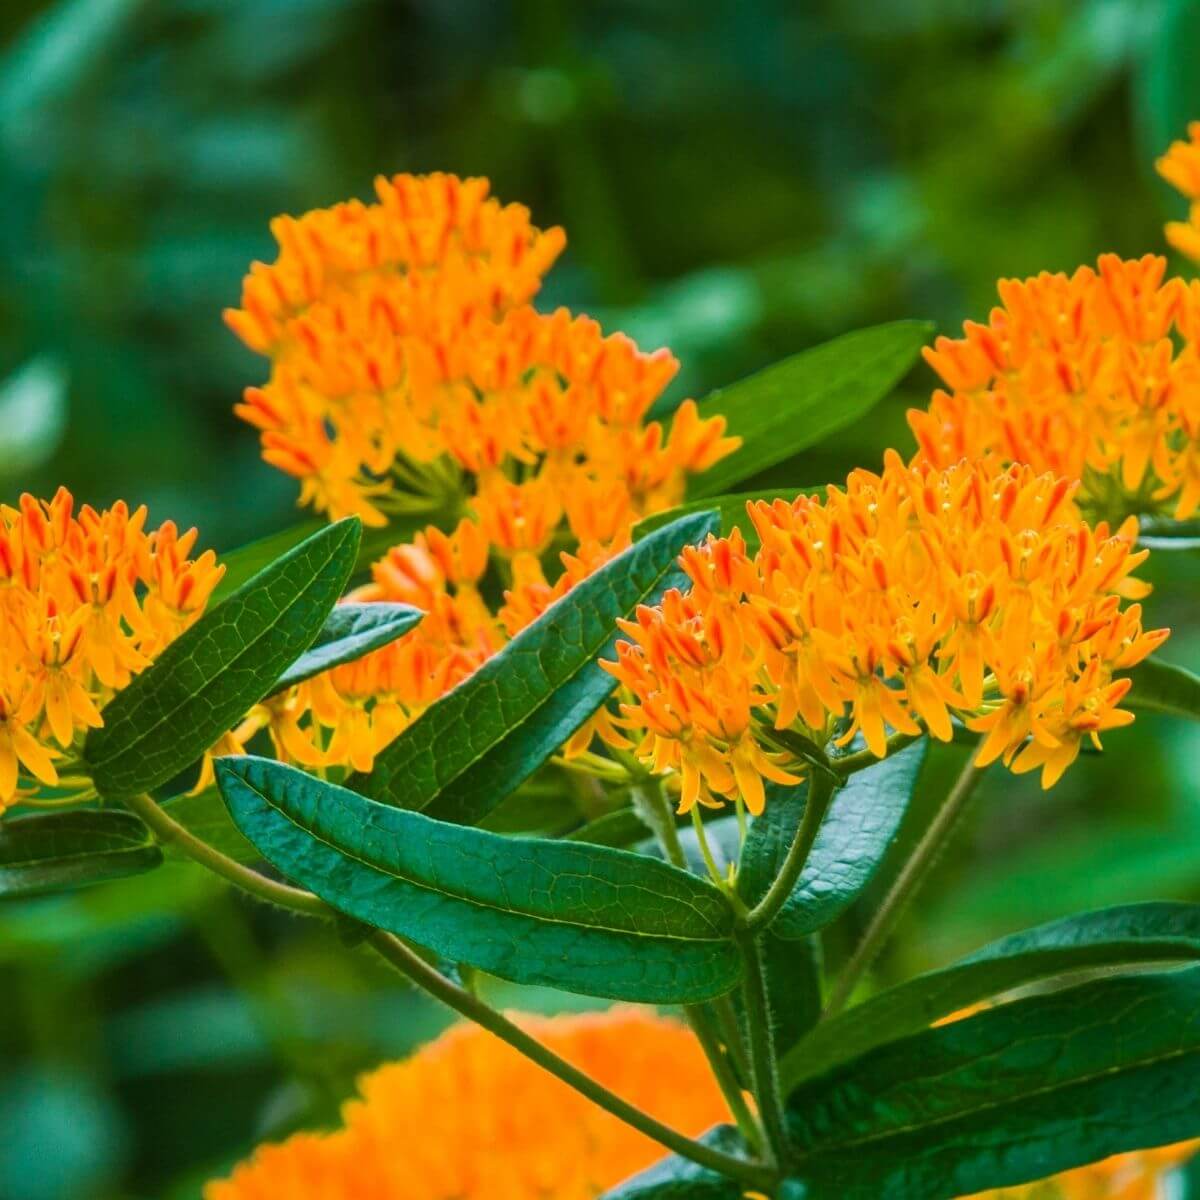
909;254;1200;521
608;455;1166;810
204;1008;730;1200
0;489;223;811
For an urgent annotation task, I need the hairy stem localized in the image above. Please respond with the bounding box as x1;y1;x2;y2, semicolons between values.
824;749;986;1017
370;931;775;1190
736;931;790;1169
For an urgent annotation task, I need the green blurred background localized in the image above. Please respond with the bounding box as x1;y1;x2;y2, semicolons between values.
1;1;1199;1197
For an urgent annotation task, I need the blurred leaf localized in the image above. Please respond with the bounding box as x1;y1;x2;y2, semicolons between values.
1138;515;1200;551
0;357;68;475
217;756;741;1004
0;809;161;897
785;966;1200;1197
1124;655;1200;721
690;321;932;497
161;787;258;864
1134;0;1200;187
270;602;422;693
350;510;719;825
782;901;1200;1091
85;518;360;798
567;807;647;847
737;743;927;938
600;1126;749;1198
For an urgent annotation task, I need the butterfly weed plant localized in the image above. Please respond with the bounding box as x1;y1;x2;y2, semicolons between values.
3;132;1200;1200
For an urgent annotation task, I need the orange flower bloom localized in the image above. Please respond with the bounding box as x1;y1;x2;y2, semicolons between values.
608;455;1167;809
970;1141;1200;1198
0;489;223;811
909;254;1200;521
1158;121;1200;263
204;1009;730;1200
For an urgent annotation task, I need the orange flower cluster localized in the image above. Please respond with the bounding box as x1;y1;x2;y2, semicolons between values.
204;1009;729;1200
1158;121;1200;262
971;1141;1200;1199
909;254;1200;522
608;454;1167;811
0;489;223;811
227;172;735;529
225;173;737;773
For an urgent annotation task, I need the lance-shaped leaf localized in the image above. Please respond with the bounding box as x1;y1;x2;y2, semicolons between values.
782;901;1200;1091
786;966;1200;1198
270;602;423;693
690;320;932;497
0;810;162;897
217;756;741;1004
1124;655;1200;722
85;518;361;798
600;1127;751;1199
350;510;719;824
738;742;927;938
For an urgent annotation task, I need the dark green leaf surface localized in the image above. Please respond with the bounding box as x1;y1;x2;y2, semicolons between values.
600;1127;748;1199
0;810;161;897
691;320;932;497
1124;656;1200;721
218;757;741;1004
786;966;1200;1198
351;510;719;824
85;518;361;798
270;602;422;693
782;901;1200;1090
738;742;927;937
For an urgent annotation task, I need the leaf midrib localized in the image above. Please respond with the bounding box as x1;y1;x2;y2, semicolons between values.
91;527;348;772
235;770;732;944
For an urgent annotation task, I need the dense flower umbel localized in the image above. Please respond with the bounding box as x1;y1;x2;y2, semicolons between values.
971;1140;1200;1198
1158;121;1200;262
225;173;736;773
0;489;223;810
204;1009;730;1200
608;455;1167;811
909;254;1200;521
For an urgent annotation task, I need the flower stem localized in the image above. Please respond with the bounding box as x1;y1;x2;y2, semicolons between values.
735;930;790;1169
746;771;836;932
122;791;329;918
369;931;776;1191
823;748;986;1017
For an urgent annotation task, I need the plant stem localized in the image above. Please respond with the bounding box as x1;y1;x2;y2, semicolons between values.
746;772;836;931
824;749;986;1017
122;791;329;918
369;931;775;1191
735;931;790;1169
631;779;763;1152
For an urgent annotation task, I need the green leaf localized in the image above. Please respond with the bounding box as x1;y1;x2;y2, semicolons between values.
0;810;162;897
600;1127;749;1199
738;742;927;938
781;901;1200;1092
1137;515;1200;552
786;966;1200;1198
160;788;258;865
84;518;361;798
690;320;932;497
632;487;816;543
217;756;741;1004
350;510;720;824
1124;655;1200;721
1134;0;1200;199
737;932;823;1066
271;602;422;693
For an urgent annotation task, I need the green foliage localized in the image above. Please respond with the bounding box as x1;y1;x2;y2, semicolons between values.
782;901;1200;1091
0;809;161;897
84;518;361;798
785;966;1200;1198
217;756;741;1004
690;321;932;497
1124;655;1200;721
269;601;423;693
632;487;815;544
160;789;258;865
738;743;927;938
350;510;718;823
600;1127;749;1198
